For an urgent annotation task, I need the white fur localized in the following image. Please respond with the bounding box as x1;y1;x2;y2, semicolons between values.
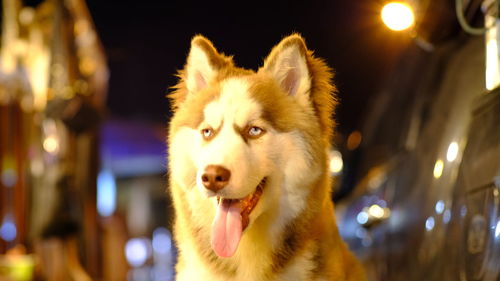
203;78;262;129
170;127;199;190
196;78;268;199
277;244;316;281
176;241;213;280
186;44;216;93
267;131;317;243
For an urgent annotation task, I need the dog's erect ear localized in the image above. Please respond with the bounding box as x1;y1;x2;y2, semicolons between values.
170;36;232;109
262;34;311;105
262;34;336;141
185;36;223;92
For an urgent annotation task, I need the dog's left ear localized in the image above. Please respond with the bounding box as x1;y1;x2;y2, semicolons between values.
262;34;311;106
262;34;336;140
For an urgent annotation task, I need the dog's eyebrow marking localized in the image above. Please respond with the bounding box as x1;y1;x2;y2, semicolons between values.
261;108;277;129
233;124;248;144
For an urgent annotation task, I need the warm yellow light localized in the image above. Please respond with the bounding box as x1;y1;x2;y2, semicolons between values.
329;150;343;175
486;14;500;90
30;49;50;111
368;204;385;219
43;136;59;153
381;2;415;31
433;159;444;179
19;7;35;26
486;38;500;90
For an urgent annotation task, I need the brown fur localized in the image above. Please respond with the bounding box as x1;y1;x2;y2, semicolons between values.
167;34;366;281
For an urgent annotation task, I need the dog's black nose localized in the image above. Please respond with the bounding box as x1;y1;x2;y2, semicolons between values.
201;165;231;192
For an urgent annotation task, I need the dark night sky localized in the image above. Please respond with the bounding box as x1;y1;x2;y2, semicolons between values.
86;0;410;137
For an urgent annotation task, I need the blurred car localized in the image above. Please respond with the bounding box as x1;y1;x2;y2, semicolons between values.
337;33;499;281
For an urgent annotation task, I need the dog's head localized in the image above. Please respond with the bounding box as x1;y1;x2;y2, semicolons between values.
168;34;335;258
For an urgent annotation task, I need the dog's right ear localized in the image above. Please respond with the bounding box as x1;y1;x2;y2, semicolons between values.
170;36;232;109
185;36;225;93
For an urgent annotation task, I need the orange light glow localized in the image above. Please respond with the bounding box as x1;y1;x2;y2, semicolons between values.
381;2;415;31
347;131;362;151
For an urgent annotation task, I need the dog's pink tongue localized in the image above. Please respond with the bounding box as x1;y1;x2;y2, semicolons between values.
211;199;242;258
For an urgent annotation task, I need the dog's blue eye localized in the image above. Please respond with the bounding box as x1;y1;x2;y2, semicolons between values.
202;128;213;139
248;126;264;137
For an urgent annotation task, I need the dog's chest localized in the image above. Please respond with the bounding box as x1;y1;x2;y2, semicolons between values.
176;244;320;281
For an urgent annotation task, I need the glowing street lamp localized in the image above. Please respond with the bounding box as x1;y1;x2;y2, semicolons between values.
381;2;415;31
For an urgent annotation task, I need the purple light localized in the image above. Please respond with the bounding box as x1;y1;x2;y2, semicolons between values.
0;218;17;242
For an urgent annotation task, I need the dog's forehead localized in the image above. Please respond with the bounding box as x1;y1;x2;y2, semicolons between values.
203;77;261;127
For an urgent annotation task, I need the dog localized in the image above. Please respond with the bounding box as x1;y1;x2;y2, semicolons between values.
167;34;366;281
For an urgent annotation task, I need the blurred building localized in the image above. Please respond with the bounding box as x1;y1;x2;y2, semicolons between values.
0;0;108;280
98;118;174;281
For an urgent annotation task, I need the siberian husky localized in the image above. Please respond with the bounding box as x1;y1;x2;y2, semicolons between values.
167;34;366;281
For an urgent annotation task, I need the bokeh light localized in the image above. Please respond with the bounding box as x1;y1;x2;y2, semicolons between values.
357;211;369;225
329;150;343;175
152;227;172;255
433;159;444;179
125;238;151;267
347;131;362;151
0;217;17;242
97;169;117;217
368;204;385;219
381;2;415;31
435;200;445;214
43;136;59;154
446;141;459;162
425;216;435;231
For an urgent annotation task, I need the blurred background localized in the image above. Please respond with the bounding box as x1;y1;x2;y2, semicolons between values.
0;0;499;280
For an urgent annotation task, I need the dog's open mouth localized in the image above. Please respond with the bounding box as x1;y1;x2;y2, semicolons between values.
211;178;266;258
